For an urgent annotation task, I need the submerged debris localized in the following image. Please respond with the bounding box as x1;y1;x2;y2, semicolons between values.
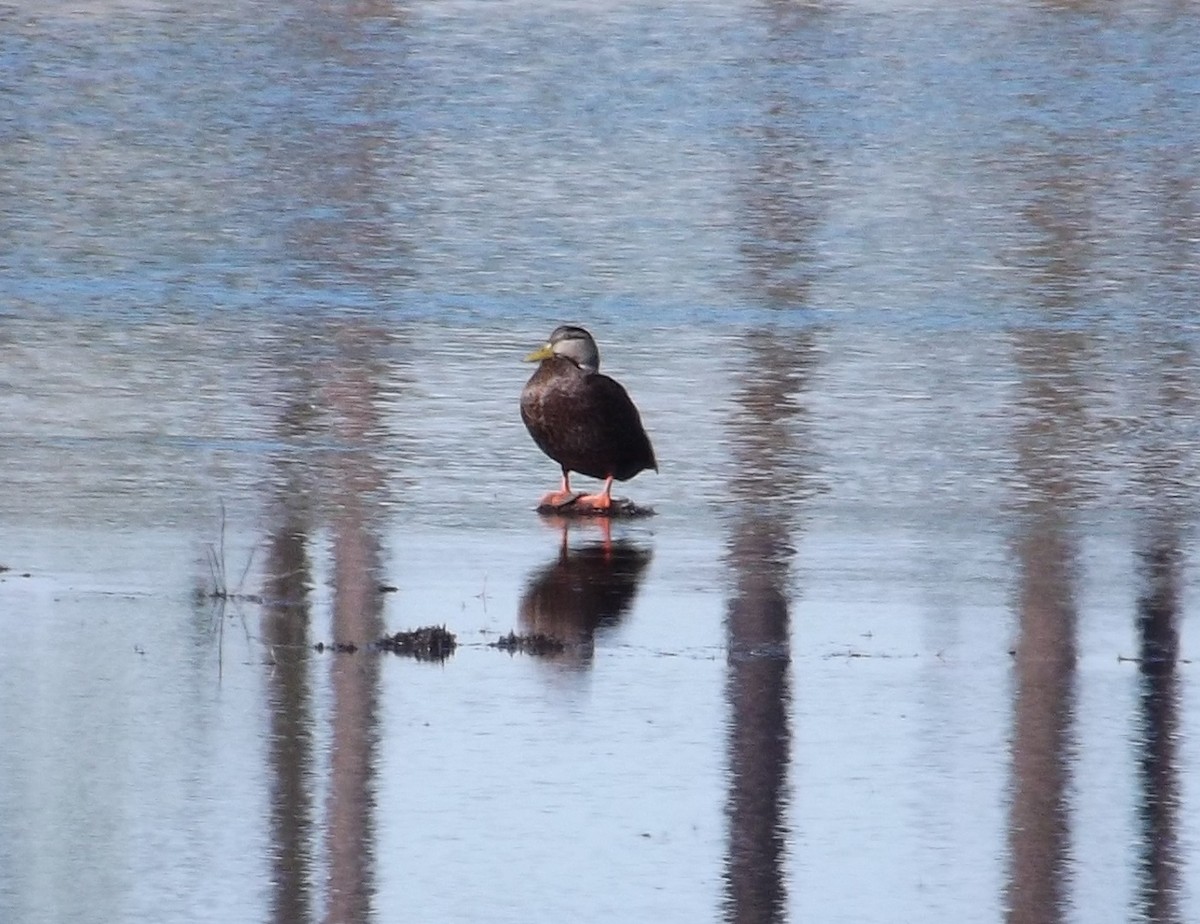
313;641;359;654
376;625;457;660
207;589;264;604
492;631;567;656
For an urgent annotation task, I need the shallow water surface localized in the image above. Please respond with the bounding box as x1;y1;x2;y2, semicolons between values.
4;2;1200;922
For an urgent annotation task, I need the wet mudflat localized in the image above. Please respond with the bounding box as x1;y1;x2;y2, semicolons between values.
5;2;1200;922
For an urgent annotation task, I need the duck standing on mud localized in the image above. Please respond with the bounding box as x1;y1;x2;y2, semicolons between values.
520;325;657;512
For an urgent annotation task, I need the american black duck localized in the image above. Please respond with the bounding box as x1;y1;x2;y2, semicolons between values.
520;325;657;511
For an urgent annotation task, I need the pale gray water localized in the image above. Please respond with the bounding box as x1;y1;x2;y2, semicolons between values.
3;2;1200;922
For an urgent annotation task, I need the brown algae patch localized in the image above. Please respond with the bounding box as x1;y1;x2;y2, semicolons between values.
375;625;457;660
313;640;359;654
492;631;567;656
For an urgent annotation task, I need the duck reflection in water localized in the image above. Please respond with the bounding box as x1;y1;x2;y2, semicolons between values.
518;516;653;668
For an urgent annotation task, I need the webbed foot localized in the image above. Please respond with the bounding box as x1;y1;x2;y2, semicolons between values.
537;490;583;509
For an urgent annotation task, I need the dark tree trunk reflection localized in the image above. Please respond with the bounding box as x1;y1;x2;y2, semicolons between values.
722;329;816;924
264;453;316;924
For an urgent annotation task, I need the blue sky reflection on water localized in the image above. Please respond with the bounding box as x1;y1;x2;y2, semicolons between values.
3;1;1200;922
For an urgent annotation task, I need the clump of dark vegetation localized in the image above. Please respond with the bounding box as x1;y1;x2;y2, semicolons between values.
313;640;359;654
492;631;567;656
375;625;457;660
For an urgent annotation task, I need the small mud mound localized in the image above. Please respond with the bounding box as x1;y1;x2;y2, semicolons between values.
535;497;655;518
492;631;567;656
376;625;457;660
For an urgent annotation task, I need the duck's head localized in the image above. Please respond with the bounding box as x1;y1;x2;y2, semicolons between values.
524;325;600;374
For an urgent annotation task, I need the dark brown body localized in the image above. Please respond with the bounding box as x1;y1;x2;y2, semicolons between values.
521;355;657;482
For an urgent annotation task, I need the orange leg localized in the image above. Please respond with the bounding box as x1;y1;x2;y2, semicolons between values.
574;476;614;512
